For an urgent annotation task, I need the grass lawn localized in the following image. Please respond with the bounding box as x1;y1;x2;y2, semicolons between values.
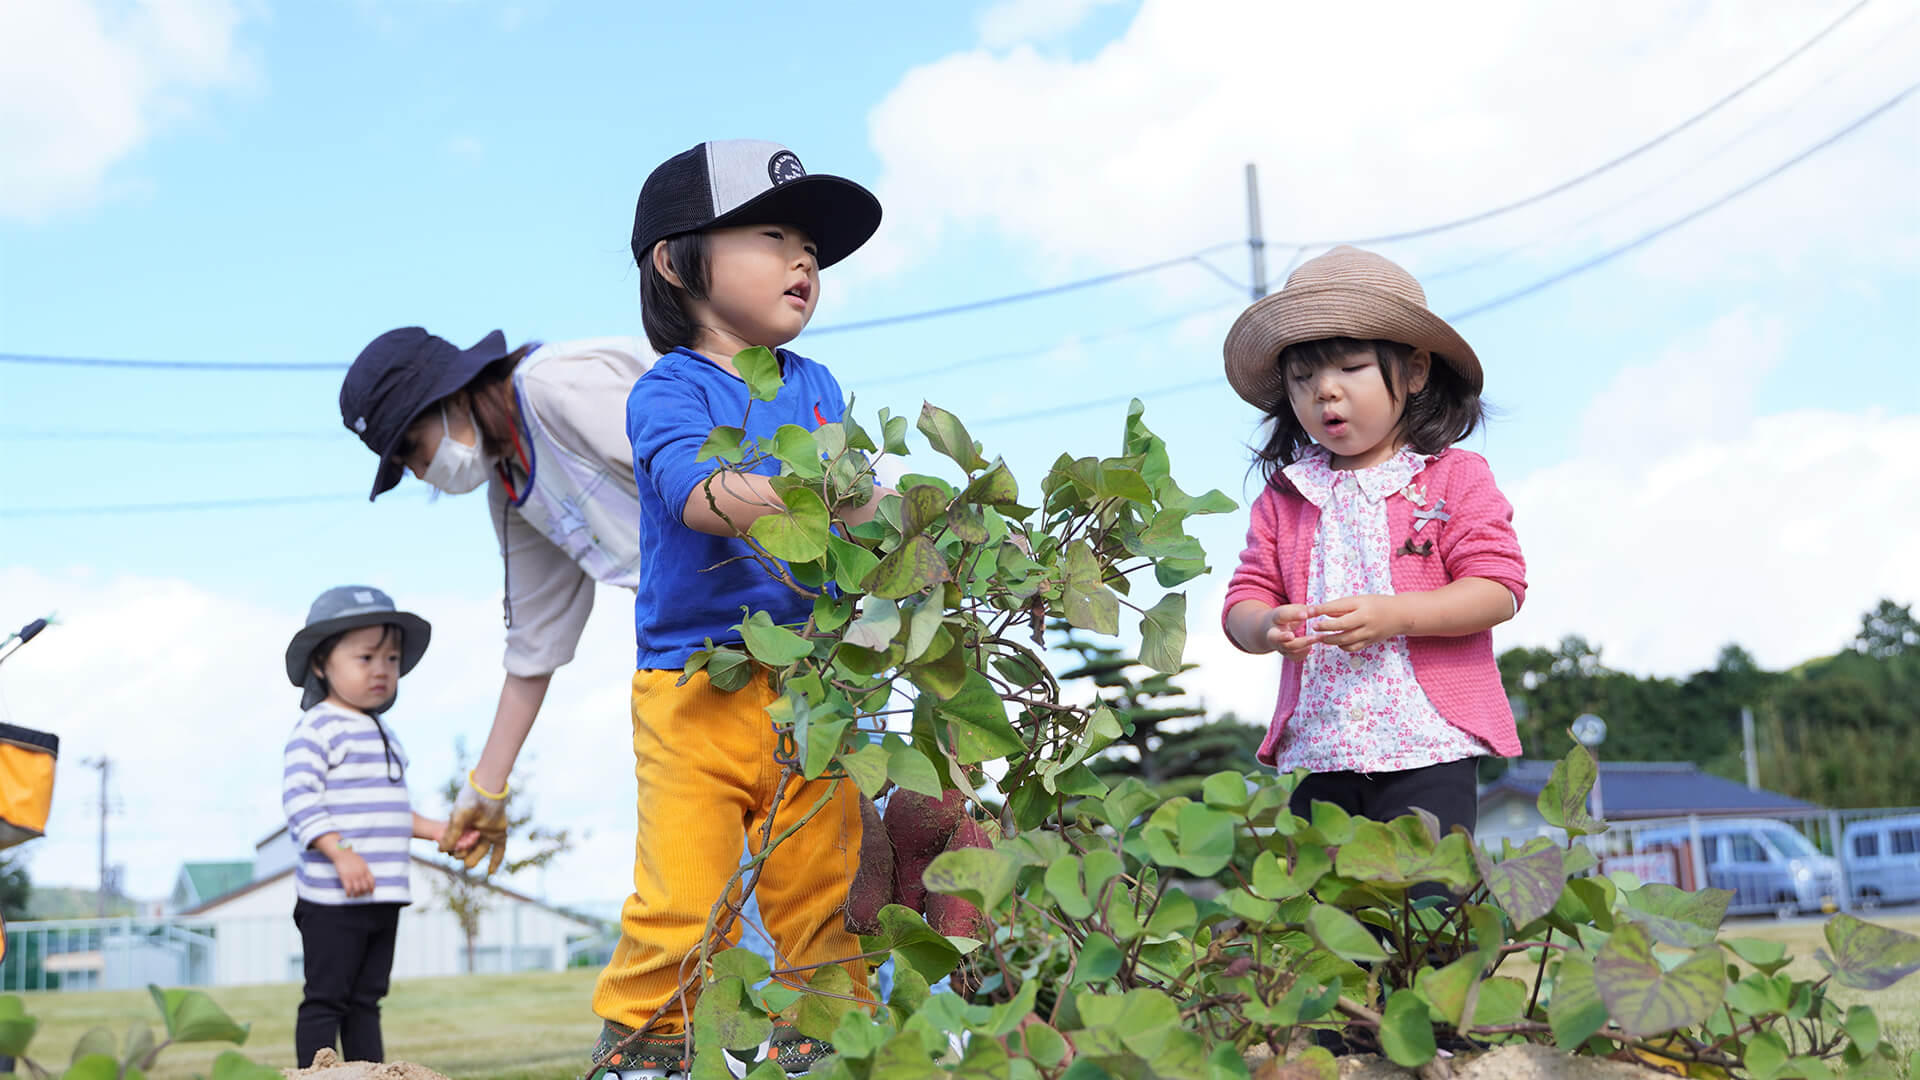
11;969;603;1080
12;914;1920;1080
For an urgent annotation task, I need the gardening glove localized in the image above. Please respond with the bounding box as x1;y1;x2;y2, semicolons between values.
441;770;510;875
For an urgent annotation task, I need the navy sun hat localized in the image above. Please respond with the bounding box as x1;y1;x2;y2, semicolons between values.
340;327;513;500
631;140;882;271
285;586;432;710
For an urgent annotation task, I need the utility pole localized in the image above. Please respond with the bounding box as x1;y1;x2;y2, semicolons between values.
1741;706;1759;789
1244;163;1268;300
82;756;111;915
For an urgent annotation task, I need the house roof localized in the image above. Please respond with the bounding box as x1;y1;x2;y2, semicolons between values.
182;855;606;929
180;861;254;902
1478;760;1819;819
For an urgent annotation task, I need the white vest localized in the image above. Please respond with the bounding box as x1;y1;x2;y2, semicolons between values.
508;339;646;588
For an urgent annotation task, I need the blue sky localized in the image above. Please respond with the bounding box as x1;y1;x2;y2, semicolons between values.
1;0;1915;903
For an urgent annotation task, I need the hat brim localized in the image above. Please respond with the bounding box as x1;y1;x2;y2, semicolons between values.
1223;284;1482;410
367;330;511;500
284;611;432;687
700;174;882;270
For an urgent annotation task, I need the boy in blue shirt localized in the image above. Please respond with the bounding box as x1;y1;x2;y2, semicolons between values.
591;140;887;1079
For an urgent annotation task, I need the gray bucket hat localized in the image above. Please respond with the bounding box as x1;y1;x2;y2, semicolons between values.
285;586;431;710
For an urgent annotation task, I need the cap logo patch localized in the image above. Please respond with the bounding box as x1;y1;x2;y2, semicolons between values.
355;591;374;604
768;150;805;185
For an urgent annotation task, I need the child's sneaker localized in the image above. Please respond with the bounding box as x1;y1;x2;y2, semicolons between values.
589;1022;692;1080
589;1022;759;1080
763;1025;835;1075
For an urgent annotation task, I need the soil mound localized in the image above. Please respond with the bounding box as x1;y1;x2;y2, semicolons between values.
283;1048;453;1080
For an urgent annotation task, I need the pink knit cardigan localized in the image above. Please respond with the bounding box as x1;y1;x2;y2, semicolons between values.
1221;448;1527;766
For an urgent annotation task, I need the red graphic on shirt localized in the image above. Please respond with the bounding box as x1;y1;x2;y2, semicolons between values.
813;402;828;426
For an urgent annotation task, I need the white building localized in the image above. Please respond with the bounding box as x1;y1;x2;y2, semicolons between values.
1;829;610;992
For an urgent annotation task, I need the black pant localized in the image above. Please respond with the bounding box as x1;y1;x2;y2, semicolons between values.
293;900;402;1066
1289;757;1479;902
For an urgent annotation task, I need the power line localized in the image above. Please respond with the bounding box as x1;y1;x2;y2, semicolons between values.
1446;74;1918;321
0;428;336;443
806;243;1242;335
1423;10;1920;282
0;244;1246;373
1275;0;1873;249
0;352;348;372
975;376;1221;428
10;73;1912;503
859;299;1242;388
0;493;362;518
12;301;1246;440
974;77;1918;427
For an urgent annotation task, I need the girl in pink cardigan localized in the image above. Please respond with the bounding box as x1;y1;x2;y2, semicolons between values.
1219;246;1526;842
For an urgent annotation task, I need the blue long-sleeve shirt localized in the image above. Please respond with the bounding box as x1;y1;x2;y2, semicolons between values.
627;346;846;669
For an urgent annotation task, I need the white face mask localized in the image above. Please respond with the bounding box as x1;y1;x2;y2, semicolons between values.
422;403;492;495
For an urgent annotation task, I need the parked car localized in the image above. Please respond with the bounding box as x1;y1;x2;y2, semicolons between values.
1841;814;1920;912
1634;817;1841;919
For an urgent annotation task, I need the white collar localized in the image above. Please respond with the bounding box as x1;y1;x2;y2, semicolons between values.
1281;445;1436;508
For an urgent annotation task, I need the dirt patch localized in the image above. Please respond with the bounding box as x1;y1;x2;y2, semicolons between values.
1314;1045;1679;1078
283;1048;452;1080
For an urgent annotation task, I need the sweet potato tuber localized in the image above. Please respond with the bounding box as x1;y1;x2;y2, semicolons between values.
884;788;967;913
926;818;991;938
844;795;895;934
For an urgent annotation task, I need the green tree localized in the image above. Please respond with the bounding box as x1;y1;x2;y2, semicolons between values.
0;852;29;920
1055;629;1205;787
432;740;574;972
1853;598;1919;659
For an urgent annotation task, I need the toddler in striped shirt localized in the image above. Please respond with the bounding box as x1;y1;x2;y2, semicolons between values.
281;586;447;1067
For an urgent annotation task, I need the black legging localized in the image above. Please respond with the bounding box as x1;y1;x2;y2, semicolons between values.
293;900;402;1065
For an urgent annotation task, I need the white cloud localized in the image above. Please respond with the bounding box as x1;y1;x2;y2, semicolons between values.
1505;412;1918;677
977;0;1124;48
0;568;640;907
862;0;1919;281
0;0;256;222
1504;308;1920;675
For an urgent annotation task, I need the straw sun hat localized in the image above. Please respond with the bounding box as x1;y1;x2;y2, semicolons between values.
1222;245;1482;409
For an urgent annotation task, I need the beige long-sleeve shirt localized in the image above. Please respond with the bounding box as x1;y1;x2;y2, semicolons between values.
486;338;653;677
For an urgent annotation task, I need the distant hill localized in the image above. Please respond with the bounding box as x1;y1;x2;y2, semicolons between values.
22;886;137;919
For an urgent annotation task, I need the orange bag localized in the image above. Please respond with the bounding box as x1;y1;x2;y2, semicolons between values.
1;722;57;851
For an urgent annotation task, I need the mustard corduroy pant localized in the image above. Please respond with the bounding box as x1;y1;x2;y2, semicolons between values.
591;668;872;1033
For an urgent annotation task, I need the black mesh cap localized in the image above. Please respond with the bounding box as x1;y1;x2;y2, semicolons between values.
630;140;881;270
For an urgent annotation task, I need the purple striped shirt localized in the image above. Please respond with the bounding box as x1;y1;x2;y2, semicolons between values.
282;703;416;905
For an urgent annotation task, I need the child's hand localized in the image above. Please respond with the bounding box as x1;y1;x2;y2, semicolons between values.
1308;595;1405;653
1264;604;1320;659
330;848;376;898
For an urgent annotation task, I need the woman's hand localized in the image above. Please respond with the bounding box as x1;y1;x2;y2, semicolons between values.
442;774;510;875
1308;594;1406;653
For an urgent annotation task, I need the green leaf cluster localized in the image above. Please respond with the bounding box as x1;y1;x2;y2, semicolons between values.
0;986;277;1080
674;389;1919;1077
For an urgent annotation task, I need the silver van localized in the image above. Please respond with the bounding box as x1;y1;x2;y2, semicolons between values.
1841;814;1920;912
1634;817;1841;919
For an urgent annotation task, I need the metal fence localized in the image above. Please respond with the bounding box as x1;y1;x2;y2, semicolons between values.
0;916;218;993
1580;806;1920;919
1;907;605;993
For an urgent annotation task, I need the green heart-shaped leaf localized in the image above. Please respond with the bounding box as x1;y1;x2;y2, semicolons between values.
1593;923;1724;1037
